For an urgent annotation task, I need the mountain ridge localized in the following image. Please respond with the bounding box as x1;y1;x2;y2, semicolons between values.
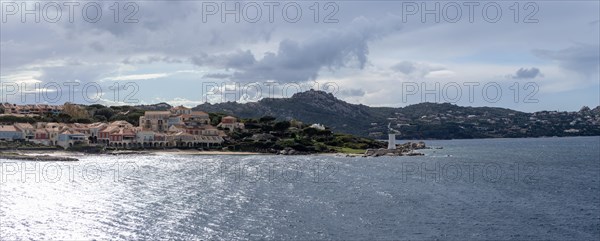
191;90;600;139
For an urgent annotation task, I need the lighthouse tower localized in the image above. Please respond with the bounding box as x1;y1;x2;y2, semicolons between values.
388;133;396;149
387;123;399;150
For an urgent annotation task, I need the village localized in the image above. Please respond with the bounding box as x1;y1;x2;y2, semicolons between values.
0;103;244;150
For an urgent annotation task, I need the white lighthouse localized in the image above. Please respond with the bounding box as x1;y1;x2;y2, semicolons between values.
387;122;400;150
388;133;396;149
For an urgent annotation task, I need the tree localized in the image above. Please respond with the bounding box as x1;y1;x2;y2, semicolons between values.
56;113;72;123
259;116;276;123
273;121;291;131
94;115;107;122
95;108;115;120
209;113;228;126
88;104;106;109
0;115;36;123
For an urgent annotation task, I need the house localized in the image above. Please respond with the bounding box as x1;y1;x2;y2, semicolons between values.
87;122;108;143
167;115;184;127
97;121;126;144
31;129;51;146
139;111;170;132
98;125;118;144
171;105;192;115
41;123;64;146
136;131;155;144
0;125;23;141
97;121;136;147
139;107;213;133
57;129;88;149
14;123;35;140
69;123;92;136
201;125;220;136
217;116;244;131
186;111;210;125
172;132;198;147
107;127;137;148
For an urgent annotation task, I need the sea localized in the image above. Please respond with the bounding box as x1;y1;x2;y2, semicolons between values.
1;136;599;240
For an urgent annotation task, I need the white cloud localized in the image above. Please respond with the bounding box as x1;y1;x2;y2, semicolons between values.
153;97;204;108
0;71;43;84
104;73;169;81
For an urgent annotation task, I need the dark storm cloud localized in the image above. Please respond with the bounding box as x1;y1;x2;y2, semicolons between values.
192;16;402;83
512;67;542;79
65;1;198;36
533;44;600;77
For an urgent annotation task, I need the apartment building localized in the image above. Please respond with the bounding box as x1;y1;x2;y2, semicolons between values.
1;103;63;116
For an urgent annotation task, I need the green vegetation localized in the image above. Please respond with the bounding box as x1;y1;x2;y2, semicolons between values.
223;118;385;154
0;115;37;124
209;113;228;126
329;146;367;154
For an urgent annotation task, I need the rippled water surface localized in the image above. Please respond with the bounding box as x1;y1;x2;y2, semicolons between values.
1;137;599;240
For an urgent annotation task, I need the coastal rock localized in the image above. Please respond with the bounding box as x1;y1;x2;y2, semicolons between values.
363;142;428;157
277;147;304;155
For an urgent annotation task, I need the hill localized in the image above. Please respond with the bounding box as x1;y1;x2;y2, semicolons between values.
194;90;600;139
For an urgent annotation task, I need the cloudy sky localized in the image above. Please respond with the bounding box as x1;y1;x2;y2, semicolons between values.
1;1;598;112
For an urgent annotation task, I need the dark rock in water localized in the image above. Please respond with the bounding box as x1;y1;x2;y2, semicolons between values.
277;147;303;155
364;141;427;157
396;141;427;150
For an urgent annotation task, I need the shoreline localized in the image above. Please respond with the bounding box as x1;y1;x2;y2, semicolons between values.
1;140;437;160
150;149;267;156
0;148;374;160
0;140;433;160
0;148;425;161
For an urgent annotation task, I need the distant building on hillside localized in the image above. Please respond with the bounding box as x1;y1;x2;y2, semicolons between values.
217;116;244;131
139;106;211;132
1;103;63;116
